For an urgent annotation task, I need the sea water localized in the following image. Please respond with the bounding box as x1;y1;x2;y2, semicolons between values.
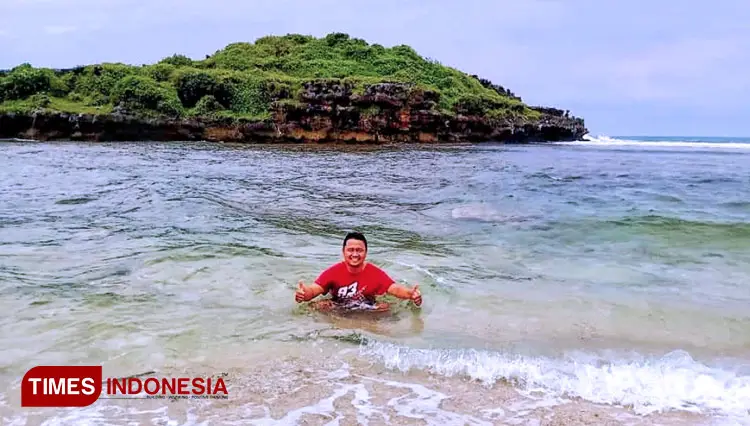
0;136;749;425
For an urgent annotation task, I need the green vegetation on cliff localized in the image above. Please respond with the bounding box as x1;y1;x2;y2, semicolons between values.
0;32;550;121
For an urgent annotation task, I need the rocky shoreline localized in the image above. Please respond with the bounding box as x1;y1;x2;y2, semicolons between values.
0;82;587;143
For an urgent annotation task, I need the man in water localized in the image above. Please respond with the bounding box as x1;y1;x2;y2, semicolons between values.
295;232;422;309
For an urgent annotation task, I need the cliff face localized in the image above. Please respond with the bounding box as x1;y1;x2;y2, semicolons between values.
0;81;587;143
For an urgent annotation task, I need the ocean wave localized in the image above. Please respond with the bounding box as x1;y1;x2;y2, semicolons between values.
561;135;750;150
606;214;750;236
450;203;539;223
359;340;750;419
545;214;750;249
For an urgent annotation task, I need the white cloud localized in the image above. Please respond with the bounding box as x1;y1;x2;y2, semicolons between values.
44;25;77;35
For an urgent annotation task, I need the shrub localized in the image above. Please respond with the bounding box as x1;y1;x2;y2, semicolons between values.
174;69;226;108
111;75;183;116
73;63;138;98
30;93;51;108
142;63;176;82
159;54;193;67
1;64;54;100
193;95;225;116
0;32;550;121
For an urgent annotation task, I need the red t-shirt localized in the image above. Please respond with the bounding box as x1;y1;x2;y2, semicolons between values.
315;262;395;304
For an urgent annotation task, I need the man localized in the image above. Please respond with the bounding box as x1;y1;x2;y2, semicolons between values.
295;232;422;309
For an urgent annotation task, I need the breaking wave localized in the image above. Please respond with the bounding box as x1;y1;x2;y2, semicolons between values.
560;135;750;150
359;340;750;420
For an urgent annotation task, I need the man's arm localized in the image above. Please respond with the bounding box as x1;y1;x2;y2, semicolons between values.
386;283;422;306
295;280;326;303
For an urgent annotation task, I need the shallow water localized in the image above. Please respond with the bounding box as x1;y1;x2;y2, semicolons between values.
1;138;749;425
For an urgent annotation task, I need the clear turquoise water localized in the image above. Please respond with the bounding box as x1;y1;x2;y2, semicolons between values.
0;136;748;424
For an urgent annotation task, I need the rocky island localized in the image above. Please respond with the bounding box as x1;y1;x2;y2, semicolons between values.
0;33;587;143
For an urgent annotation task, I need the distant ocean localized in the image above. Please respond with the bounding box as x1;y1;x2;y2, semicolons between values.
1;135;749;425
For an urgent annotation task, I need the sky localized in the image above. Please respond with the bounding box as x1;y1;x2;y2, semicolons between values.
0;0;748;137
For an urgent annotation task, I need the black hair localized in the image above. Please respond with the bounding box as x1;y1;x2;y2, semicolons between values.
343;232;367;250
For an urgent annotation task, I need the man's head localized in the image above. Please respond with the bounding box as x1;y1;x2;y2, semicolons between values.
342;232;367;268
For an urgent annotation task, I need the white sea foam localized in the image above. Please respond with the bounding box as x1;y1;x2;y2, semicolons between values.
8;355;740;426
359;340;750;420
246;382;380;426
243;362;492;426
561;134;750;150
391;260;448;286
450;203;505;222
450;204;535;224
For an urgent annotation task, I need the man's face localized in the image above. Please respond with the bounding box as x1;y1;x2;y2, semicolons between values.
342;239;367;267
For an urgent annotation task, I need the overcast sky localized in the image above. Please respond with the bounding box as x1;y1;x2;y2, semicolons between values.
1;0;748;137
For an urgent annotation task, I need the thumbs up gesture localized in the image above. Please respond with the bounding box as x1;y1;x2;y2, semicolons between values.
295;280;310;303
410;284;422;307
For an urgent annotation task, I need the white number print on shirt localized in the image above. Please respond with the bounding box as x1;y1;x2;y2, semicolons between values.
337;282;358;298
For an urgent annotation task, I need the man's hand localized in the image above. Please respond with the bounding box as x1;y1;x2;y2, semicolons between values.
410;284;422;307
387;283;422;307
295;280;312;303
295;280;325;303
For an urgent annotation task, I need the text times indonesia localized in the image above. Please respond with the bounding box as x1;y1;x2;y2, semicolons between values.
21;366;229;407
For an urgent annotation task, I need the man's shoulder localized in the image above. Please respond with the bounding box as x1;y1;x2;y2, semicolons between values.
330;261;348;271
364;262;384;272
320;261;346;276
315;262;346;288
